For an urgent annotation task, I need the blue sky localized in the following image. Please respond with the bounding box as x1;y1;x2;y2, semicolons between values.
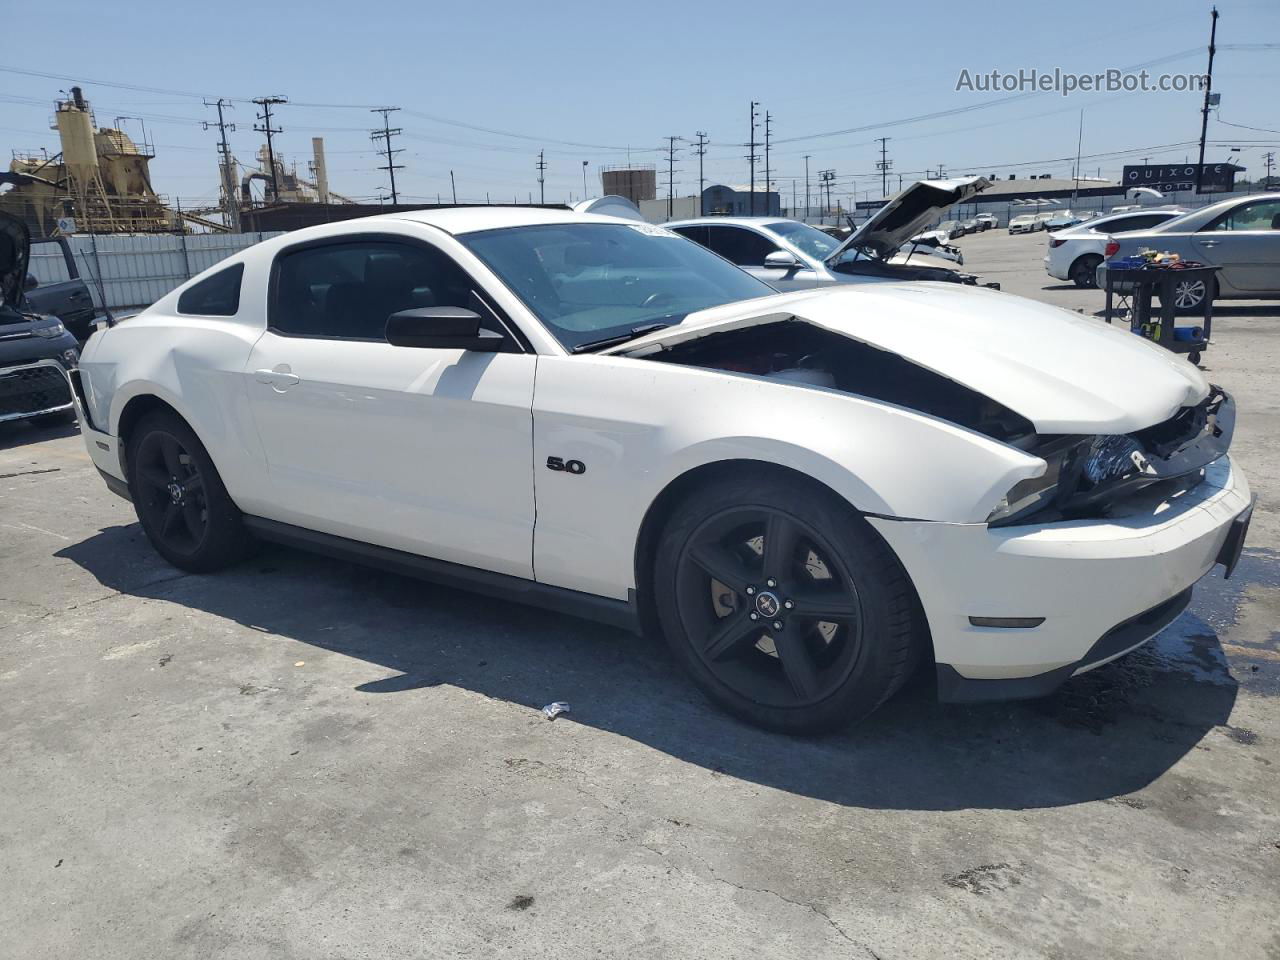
2;0;1277;209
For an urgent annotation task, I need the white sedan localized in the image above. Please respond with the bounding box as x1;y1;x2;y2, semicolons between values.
71;207;1253;733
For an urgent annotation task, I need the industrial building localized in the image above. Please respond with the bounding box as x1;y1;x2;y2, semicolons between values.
600;164;657;204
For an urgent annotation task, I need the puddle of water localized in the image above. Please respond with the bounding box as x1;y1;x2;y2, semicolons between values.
1189;548;1280;633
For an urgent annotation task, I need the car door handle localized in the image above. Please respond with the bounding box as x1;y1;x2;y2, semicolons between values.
1199;239;1219;247
254;367;300;388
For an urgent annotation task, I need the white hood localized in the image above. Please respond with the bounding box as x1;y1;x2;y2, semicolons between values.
607;284;1208;435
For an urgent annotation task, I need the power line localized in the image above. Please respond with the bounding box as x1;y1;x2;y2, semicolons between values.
251;95;287;202
370;106;405;205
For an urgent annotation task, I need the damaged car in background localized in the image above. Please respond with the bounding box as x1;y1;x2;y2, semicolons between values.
72;208;1251;733
1;212;80;428
667;177;998;292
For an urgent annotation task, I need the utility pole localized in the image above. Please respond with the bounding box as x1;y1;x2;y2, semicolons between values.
664;136;682;220
536;150;547;204
582;160;589;200
803;154;811;218
252;95;287;203
764;111;773;214
1194;6;1219;194
1263;151;1276;190
747;101;760;215
875;137;892;199
450;170;457;204
1072;109;1084;206
203;98;239;231
693;132;708;215
819;169;835;224
370;107;404;206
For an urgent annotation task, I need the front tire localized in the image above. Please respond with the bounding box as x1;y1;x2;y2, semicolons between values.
652;472;922;734
126;410;252;573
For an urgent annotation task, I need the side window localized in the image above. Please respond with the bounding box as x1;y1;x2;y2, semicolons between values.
270;240;494;341
1111;214;1168;233
177;263;244;316
1207;200;1280;232
705;226;780;266
29;240;72;283
670;225;710;247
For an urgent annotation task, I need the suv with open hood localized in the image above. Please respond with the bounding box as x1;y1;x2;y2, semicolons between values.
1;213;80;427
667;177;995;292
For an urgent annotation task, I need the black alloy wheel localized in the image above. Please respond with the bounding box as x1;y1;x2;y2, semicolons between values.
674;506;863;709
134;428;209;557
126;409;252;573
653;472;922;733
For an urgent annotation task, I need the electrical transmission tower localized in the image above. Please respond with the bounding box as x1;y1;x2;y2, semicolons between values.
252;95;287;202
536;150;547;204
203;98;238;230
694;132;708;215
663;136;683;220
747;101;760;215
875;137;892;199
370;107;404;206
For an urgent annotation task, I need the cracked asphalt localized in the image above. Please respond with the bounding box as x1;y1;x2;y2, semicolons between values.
2;229;1279;959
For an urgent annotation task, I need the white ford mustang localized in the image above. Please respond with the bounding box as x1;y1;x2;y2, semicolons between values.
72;207;1253;733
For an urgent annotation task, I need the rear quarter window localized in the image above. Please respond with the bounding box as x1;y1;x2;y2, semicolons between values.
177;263;244;316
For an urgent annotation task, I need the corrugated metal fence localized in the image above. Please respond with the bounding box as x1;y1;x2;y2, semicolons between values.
27;232;284;314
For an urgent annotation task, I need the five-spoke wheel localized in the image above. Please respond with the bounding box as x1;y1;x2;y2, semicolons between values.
654;470;922;733
126;409;252;572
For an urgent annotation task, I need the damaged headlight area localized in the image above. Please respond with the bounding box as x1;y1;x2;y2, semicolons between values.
988;386;1234;527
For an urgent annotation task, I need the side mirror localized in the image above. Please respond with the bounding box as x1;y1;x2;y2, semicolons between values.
385;307;504;351
764;250;800;270
23;274;38;290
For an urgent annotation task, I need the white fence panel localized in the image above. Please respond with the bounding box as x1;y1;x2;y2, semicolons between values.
27;231;282;313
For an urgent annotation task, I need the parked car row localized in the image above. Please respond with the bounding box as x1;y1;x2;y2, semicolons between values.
666;177;994;291
1044;208;1187;287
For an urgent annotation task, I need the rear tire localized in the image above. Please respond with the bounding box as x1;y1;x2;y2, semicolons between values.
126;410;252;573
652;471;923;734
1070;254;1102;289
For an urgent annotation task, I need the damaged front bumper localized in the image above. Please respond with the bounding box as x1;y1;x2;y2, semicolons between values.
868;454;1252;702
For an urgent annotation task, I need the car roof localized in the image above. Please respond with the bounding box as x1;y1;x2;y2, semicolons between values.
383;205;640;235
664;217;790;229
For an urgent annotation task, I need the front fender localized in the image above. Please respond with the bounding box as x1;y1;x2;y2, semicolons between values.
531;355;1040;600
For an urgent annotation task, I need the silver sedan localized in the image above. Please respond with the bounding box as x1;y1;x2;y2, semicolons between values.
1097;193;1280;310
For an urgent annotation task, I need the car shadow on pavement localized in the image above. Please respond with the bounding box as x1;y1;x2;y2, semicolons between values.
0;419;79;452
57;523;1241;813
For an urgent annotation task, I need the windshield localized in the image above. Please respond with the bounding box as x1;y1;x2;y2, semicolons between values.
764;220;841;260
460;222;774;351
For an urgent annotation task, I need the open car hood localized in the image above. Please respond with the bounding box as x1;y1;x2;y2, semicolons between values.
827;177;989;263
0;211;30;310
605;284;1208;435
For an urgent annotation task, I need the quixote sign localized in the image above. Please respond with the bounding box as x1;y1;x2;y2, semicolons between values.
1122;163;1241;193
